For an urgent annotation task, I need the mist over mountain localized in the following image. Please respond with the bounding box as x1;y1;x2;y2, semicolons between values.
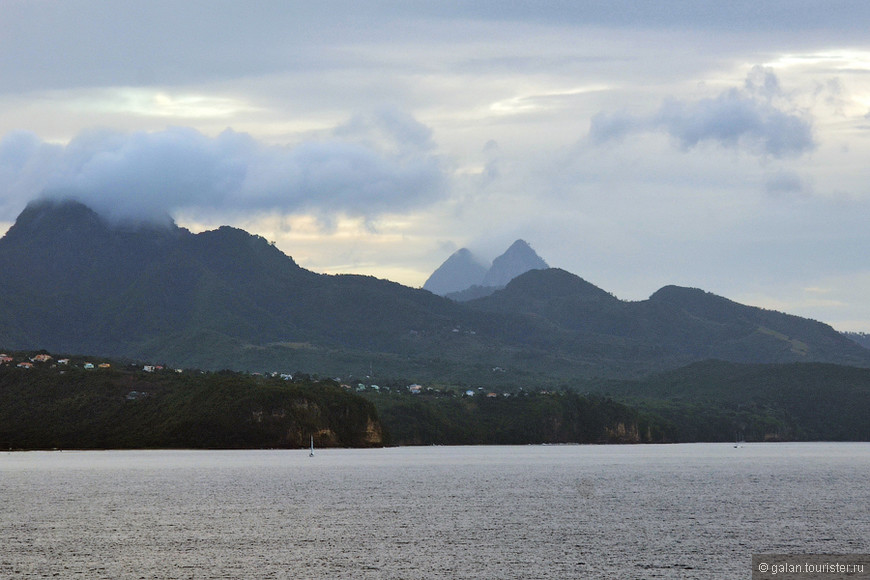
843;331;870;350
424;239;548;299
422;248;488;296
1;124;444;226
481;239;548;287
3;199;870;384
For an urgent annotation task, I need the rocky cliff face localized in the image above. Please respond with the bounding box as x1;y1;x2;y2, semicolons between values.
364;417;385;446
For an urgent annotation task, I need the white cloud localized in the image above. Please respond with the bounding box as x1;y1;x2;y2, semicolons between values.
765;171;809;199
0;115;445;224
589;70;815;158
3;1;870;329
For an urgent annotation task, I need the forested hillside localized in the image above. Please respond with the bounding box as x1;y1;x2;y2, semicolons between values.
2;200;869;385
363;389;666;445
592;360;870;442
0;352;383;450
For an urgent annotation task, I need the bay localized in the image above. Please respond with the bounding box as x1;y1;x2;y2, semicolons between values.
1;443;868;579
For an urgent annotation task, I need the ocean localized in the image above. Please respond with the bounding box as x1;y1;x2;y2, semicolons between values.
2;443;868;579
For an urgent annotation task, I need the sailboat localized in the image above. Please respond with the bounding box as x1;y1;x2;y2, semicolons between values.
309;435;314;457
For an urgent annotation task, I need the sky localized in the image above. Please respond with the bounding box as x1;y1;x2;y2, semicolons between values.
3;1;870;331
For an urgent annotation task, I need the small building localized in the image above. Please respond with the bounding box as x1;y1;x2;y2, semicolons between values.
98;363;111;369
31;354;53;363
17;362;33;369
83;363;95;370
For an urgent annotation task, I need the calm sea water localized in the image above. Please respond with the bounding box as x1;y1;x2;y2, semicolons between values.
1;443;868;579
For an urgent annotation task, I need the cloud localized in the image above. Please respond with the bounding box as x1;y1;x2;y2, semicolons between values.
744;65;783;100
0;114;445;224
0;131;62;218
765;171;809;199
589;70;815;158
333;108;436;155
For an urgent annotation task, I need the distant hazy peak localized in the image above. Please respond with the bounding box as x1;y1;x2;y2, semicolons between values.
481;239;548;288
452;248;477;261
424;239;550;297
423;247;489;296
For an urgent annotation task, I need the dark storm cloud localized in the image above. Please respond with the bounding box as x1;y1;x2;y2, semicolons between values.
0;118;445;223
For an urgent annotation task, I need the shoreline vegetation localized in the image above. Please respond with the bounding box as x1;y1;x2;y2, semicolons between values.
2;350;869;450
0;350;384;451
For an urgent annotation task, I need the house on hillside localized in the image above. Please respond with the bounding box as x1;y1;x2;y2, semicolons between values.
17;362;33;369
0;356;14;365
31;354;52;363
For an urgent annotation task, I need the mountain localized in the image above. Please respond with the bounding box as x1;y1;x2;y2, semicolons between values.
426;239;548;299
843;331;870;350
594;360;870;441
481;239;548;287
464;268;870;370
3;199;870;383
0;199;468;367
422;248;488;295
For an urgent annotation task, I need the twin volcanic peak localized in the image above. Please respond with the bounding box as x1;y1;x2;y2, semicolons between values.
5;198;870;379
423;239;549;298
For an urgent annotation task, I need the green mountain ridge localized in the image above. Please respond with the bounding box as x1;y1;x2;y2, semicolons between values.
592;359;870;441
2;198;868;384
